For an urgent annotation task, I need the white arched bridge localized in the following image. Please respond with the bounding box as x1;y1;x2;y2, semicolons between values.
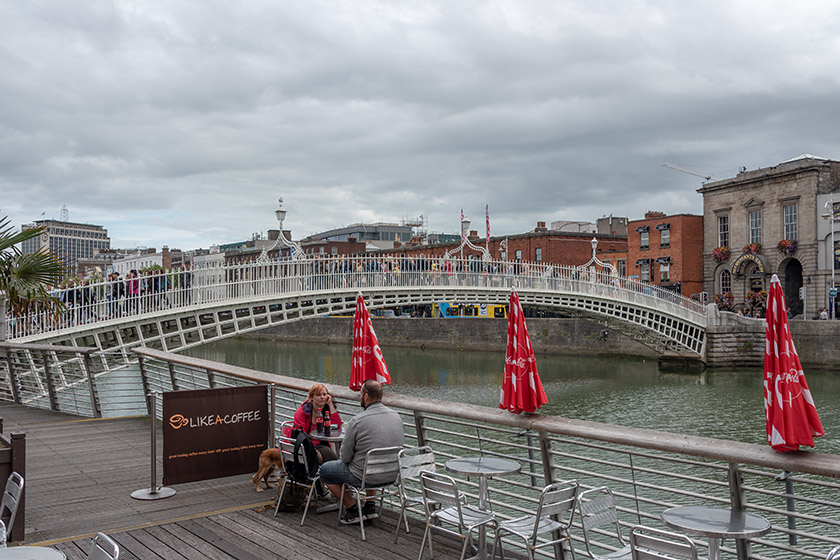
5;255;709;367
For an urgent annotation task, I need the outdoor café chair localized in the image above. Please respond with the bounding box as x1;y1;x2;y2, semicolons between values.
577;486;631;560
629;525;698;560
491;479;579;560
394;446;437;543
827;546;840;560
89;532;120;560
0;471;24;543
339;446;403;541
274;421;321;526
0;520;5;548
418;471;497;560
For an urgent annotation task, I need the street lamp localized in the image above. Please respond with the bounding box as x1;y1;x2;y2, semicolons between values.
823;195;836;319
443;212;491;263
257;197;306;263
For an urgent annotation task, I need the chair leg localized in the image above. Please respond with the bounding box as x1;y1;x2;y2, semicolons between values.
300;482;317;526
417;522;431;560
490;532;502;560
394;502;408;544
458;532;472;560
273;478;288;517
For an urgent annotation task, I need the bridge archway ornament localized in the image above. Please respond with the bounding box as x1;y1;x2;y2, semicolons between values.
731;253;766;276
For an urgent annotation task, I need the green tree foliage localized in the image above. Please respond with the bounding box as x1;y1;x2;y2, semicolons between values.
0;216;66;313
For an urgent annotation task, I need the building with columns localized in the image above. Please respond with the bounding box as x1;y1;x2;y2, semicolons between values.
697;154;840;318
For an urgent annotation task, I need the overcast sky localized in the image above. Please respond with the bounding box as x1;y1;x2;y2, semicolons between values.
2;1;839;250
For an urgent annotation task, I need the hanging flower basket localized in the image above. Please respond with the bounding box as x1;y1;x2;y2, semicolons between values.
712;246;731;263
742;243;762;255
777;239;797;256
714;291;734;311
746;290;768;307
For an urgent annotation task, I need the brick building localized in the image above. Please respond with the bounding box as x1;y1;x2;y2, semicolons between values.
627;212;703;297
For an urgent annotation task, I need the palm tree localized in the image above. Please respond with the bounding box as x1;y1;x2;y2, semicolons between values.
1;215;66;319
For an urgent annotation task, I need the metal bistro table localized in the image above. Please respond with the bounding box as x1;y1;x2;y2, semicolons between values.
311;428;344;514
445;456;521;560
0;547;67;559
661;506;771;560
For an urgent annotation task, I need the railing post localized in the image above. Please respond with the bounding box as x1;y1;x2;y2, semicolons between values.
775;470;798;545
137;355;152;415
206;368;216;388
269;384;276;447
41;350;59;412
168;362;179;391
9;432;25;542
4;348;21;404
728;462;751;560
82;352;101;418
413;410;427;447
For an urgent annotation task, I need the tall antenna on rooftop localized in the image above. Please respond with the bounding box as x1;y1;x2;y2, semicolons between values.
60;205;69;222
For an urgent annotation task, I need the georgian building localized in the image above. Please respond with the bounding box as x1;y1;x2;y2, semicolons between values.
698;154;840;318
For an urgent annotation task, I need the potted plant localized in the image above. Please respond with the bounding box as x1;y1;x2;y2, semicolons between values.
777;239;797;256
712;246;731;263
742;243;762;254
714;291;734;311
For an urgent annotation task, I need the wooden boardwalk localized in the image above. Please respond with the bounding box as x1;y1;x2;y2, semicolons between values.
0;403;472;560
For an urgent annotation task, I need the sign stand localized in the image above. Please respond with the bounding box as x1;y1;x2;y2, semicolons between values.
132;391;176;500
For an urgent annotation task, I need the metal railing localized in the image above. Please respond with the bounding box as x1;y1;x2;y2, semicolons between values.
4;255;707;341
128;348;839;560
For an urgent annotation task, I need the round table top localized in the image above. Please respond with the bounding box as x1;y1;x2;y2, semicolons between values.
661;506;772;539
309;428;343;442
444;456;521;477
0;546;67;559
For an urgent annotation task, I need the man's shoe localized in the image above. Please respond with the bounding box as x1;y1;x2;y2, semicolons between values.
362;501;378;521
340;505;360;525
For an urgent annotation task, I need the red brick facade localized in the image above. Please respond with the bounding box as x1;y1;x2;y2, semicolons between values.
627;212;703;297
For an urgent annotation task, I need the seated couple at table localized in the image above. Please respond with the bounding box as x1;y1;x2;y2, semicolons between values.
285;383;343;464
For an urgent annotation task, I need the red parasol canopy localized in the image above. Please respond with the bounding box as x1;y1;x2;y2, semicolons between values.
500;289;548;413
764;274;824;451
350;293;391;391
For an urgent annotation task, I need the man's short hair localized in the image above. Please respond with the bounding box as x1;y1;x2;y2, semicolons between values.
362;380;383;402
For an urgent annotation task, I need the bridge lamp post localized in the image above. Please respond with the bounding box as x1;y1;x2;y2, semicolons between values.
823;196;836;319
257;197;306;263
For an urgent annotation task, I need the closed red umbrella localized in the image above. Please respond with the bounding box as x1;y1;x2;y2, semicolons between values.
500;289;548;413
350;293;392;391
764;274;824;451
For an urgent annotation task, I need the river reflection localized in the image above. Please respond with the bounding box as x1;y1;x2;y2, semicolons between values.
184;337;840;454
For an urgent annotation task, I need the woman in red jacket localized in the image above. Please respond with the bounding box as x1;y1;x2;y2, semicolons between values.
287;383;342;463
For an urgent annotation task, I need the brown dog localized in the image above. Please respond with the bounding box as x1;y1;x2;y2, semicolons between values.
253;448;284;492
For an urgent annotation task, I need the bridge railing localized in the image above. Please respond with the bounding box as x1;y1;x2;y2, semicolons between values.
129;347;836;560
4;255;707;340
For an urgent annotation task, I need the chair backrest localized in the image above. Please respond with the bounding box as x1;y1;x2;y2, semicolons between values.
577;486;626;556
630;525;697;560
0;472;24;540
420;471;465;522
89;532;119;560
359;447;402;487
827;546;840;560
397;446;436;498
535;479;578;528
277;430;316;482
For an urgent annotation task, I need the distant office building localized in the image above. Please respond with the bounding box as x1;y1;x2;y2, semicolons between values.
627;212;703;297
21;219;110;278
112;248;162;276
551;220;596;233
311;222;415;251
596;215;628;236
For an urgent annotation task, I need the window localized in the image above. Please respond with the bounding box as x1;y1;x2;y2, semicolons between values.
835;240;840;271
640;231;649;249
535;248;542;262
331;246;338;255
783;204;797;240
660;229;670;247
717;215;729;248
515;249;522;260
749;210;762;244
720;270;731;293
660;263;670;282
617;259;626;277
640;262;649;282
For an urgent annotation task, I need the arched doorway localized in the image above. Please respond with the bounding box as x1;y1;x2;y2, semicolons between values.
779;258;804;317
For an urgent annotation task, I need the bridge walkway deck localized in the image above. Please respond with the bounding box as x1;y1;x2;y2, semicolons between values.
1;403;469;560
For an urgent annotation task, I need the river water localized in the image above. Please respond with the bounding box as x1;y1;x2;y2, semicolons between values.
184;337;840;455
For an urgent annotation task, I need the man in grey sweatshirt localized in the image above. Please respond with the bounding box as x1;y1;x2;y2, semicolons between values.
320;380;404;523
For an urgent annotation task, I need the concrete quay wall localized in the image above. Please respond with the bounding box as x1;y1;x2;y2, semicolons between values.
249;316;840;369
250;317;659;359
